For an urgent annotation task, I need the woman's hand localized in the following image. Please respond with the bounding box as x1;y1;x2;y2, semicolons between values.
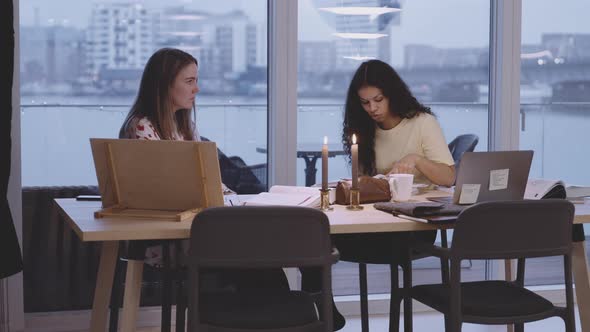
388;154;455;186
388;154;422;175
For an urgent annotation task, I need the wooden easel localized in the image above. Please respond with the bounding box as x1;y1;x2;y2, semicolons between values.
90;139;224;221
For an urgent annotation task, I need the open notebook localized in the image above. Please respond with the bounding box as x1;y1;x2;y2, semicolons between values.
243;185;335;208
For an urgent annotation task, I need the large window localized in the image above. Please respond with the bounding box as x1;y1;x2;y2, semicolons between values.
20;1;269;190
19;0;269;314
297;0;491;295
519;0;590;286
19;0;587;313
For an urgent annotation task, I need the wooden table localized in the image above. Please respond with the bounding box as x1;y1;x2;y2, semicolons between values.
55;195;590;332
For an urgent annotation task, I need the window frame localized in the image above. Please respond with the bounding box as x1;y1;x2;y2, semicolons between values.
11;0;558;326
488;0;523;281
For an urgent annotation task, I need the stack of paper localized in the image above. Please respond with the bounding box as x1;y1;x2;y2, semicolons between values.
524;178;565;200
566;185;590;199
244;185;333;208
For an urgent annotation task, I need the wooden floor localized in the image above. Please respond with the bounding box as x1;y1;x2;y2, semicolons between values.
325;238;590;296
25;238;589;332
131;311;582;332
338;312;583;332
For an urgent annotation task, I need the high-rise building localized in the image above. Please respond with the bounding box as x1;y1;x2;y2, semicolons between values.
155;7;261;79
20;26;47;84
86;3;153;77
404;44;487;68
204;10;258;77
299;41;336;74
254;22;267;67
20;25;86;85
154;7;207;61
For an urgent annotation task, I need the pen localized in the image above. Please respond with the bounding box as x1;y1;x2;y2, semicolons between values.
229;199;234;206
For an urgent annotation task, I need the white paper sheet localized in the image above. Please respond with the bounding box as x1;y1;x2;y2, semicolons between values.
489;169;509;191
459;184;481;204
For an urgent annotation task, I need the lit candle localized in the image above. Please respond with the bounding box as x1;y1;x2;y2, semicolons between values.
322;136;328;190
351;134;358;190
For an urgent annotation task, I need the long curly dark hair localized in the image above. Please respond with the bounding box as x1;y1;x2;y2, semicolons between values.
119;48;198;140
342;59;433;175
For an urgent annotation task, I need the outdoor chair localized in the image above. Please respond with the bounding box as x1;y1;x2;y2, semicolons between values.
201;136;266;194
447;134;479;169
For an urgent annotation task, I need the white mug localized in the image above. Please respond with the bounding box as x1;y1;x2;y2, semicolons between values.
388;174;414;202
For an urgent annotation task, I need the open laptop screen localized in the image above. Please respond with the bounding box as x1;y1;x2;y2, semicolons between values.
430;151;533;205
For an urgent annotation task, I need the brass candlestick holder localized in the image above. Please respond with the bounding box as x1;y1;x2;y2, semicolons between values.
319;189;333;211
346;188;364;211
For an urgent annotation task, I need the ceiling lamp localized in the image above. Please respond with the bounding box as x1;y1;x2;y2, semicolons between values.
342;55;375;61
168;15;206;21
319;6;401;21
164;31;203;37
333;32;387;39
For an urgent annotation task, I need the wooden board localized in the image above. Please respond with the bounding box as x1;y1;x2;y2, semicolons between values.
90;138;224;219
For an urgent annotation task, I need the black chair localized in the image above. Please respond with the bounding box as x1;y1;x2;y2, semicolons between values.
447;134;479;167
411;200;576;332
110;139;268;332
200;137;266;194
187;206;339;332
227;155;267;194
331;232;446;332
330;137;474;332
446;134;479;267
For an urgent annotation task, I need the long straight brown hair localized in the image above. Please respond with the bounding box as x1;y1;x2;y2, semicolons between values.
119;48;198;140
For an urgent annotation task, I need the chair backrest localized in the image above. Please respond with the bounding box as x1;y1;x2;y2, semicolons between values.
448;134;479;163
189;206;333;269
451;200;574;260
228;156;266;194
201;137;265;194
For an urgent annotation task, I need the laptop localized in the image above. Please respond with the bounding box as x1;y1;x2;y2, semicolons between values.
429;150;534;205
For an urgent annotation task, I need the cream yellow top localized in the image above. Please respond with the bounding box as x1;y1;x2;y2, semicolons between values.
374;112;454;183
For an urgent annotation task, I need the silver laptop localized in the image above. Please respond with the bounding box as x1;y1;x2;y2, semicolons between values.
429;150;534;205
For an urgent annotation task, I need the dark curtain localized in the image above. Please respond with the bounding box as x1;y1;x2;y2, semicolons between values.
0;0;23;279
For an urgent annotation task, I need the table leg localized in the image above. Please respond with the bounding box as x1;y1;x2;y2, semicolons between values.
504;259;516;332
573;240;590;331
120;259;144;332
90;241;119;332
302;155;319;187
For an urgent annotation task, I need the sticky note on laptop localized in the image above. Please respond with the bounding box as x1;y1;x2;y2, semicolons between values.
459;184;481;204
489;169;509;191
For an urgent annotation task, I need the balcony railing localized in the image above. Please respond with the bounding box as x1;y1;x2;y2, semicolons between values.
20;101;590;186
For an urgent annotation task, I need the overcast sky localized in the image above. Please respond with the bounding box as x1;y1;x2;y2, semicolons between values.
19;0;590;65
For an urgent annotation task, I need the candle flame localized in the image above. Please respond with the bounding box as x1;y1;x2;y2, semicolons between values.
324;136;328;144
352;134;357;144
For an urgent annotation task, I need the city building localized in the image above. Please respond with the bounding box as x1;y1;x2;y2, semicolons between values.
154;7;207;62
20;25;85;87
404;44;488;69
86;3;153;78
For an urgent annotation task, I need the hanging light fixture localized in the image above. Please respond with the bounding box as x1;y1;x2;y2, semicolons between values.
313;0;402;61
318;6;401;21
342;55;376;61
333;32;388;39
